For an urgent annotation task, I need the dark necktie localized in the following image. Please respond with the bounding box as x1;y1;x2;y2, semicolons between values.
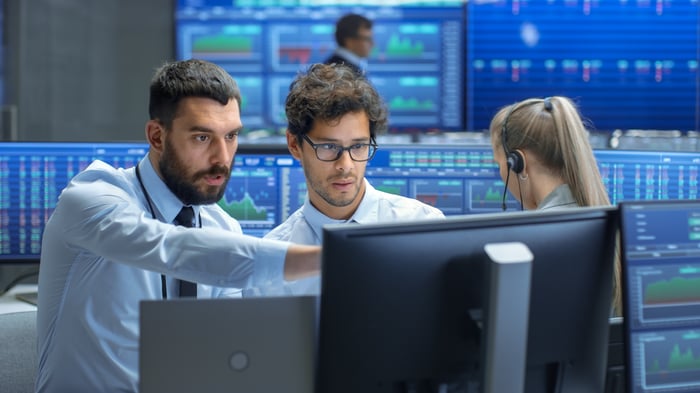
174;206;198;298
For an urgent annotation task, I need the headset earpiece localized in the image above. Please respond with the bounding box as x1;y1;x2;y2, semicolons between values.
506;150;524;174
501;105;523;175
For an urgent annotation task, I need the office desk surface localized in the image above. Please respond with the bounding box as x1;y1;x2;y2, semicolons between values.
0;284;38;314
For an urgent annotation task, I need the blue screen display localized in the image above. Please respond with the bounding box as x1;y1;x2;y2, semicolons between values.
0;0;4;106
175;1;700;134
174;3;464;132
620;200;700;392
1;141;698;262
466;1;700;132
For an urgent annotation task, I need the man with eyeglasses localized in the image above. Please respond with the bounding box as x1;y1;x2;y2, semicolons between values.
324;13;374;76
244;64;444;297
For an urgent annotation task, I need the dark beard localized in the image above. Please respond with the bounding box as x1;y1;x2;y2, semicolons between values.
159;141;231;205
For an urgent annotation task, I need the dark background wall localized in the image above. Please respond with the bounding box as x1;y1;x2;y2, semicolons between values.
5;0;174;142
1;0;173;291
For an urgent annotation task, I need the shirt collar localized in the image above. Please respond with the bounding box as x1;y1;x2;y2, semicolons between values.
335;47;365;68
538;184;578;210
137;156;199;224
300;179;376;239
348;180;380;224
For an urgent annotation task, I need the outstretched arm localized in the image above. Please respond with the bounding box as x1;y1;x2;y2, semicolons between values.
283;244;321;281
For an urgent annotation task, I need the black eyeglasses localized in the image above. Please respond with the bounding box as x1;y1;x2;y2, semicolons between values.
301;134;377;162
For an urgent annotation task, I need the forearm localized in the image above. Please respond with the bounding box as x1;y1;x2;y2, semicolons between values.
283;244;322;281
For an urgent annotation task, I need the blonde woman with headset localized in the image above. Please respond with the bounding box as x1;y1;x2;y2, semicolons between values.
489;96;621;316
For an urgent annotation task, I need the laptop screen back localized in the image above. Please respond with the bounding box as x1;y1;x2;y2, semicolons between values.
139;296;317;393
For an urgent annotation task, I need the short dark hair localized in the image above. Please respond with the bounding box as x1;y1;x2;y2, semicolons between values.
335;13;373;48
285;63;387;143
148;59;241;128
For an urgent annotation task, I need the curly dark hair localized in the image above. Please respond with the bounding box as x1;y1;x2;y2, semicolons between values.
285;63;387;144
148;59;241;129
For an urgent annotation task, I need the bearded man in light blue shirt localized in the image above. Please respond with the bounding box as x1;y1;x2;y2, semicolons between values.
247;64;444;297
35;59;320;393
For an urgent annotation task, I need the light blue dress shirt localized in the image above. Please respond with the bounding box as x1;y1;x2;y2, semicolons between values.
333;47;368;72
245;180;445;296
35;158;290;393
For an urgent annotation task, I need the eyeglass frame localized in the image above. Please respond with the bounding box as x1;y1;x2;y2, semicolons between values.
301;134;378;162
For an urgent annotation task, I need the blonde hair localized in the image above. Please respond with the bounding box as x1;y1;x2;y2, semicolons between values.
490;96;622;316
490;96;609;206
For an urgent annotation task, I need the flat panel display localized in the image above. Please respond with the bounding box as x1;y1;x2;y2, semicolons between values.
3;141;698;264
620;200;700;393
0;142;302;263
466;1;700;133
174;2;464;132
0;0;4;106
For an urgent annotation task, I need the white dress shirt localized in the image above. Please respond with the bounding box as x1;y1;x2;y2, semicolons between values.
35;157;289;393
245;180;445;296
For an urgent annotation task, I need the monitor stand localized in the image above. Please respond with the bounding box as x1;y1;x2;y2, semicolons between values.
482;242;533;393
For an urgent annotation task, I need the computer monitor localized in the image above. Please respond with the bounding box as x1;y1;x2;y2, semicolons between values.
225;143;304;237
366;143;520;214
619;200;700;393
0;141;302;266
0;141;147;266
0;0;5;107
3;141;697;267
316;206;619;393
174;2;464;132
594;149;700;205
466;1;700;132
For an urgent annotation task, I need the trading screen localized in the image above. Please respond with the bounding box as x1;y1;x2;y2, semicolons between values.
466;0;700;132
1;141;699;263
620;201;700;393
0;0;5;106
174;2;464;132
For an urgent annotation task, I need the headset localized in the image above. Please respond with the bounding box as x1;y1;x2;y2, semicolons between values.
501;108;524;175
500;97;554;210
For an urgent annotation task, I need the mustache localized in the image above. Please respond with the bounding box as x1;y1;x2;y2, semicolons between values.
195;165;230;179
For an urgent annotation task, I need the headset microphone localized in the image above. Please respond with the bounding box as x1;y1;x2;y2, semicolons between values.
501;169;510;211
500;104;522;211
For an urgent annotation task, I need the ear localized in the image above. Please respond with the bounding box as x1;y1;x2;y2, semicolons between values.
286;130;302;161
145;120;165;154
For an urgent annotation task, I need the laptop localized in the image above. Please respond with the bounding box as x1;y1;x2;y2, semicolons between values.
139;295;317;393
619;200;700;393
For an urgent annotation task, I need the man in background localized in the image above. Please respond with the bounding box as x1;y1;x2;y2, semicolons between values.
324;13;374;75
245;63;444;297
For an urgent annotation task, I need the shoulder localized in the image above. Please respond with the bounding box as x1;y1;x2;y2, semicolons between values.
324;54;361;73
61;160;138;204
264;209;309;241
324;54;345;64
47;161;142;235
